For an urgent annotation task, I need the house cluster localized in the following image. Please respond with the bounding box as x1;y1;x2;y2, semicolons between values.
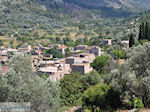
0;38;129;81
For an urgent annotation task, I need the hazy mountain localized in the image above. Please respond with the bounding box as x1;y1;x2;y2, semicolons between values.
63;0;150;11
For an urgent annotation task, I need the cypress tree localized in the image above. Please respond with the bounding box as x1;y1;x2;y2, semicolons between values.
145;22;149;40
145;22;150;41
138;25;142;41
148;26;150;41
141;22;145;40
129;33;135;48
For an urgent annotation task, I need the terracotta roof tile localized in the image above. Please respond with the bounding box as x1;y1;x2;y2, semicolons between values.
57;45;67;49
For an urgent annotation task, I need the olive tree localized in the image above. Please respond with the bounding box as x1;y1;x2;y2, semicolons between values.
107;42;150;107
0;54;61;112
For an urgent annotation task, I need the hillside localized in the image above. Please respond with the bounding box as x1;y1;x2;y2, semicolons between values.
64;0;150;11
140;10;150;22
0;0;149;47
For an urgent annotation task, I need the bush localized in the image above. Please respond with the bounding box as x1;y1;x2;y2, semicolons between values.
0;54;61;112
45;48;64;58
91;55;116;75
128;97;144;112
82;83;121;111
60;73;84;107
110;49;125;59
80;70;102;90
107;43;150;108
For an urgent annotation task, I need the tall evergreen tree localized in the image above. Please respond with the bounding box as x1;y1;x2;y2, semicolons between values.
145;22;150;41
145;22;149;40
138;25;142;41
129;33;135;47
141;22;145;40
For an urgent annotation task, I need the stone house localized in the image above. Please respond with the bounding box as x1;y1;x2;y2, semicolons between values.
86;46;103;57
66;53;95;75
18;45;32;53
57;45;67;54
121;40;129;49
37;66;64;81
103;39;112;47
71;62;92;75
75;45;88;51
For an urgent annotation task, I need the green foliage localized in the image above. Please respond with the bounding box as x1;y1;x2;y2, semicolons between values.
92;55;108;74
9;40;14;44
65;48;70;56
63;37;75;47
145;22;150;41
39;73;49;80
135;39;148;46
45;48;64;58
81;70;102;91
82;83;121;111
103;45;110;52
110;49;125;59
0;40;3;46
92;55;111;74
107;42;150;107
128;97;144;112
9;51;14;55
60;71;103;107
0;54;61;112
60;73;84;107
40;35;47;39
50;58;54;60
56;37;61;42
78;23;86;30
129;33;135;47
8;53;33;75
138;22;150;41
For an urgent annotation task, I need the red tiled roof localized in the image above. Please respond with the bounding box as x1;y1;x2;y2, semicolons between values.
57;45;67;49
86;46;92;50
36;50;41;53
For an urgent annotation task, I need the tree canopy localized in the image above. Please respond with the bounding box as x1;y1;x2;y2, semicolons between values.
45;48;64;58
107;42;150;107
0;54;61;112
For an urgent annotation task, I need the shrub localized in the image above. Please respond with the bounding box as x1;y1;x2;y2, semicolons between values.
128;97;144;112
92;55;116;74
60;73;84;107
110;49;125;59
82;83;121;111
45;48;64;58
0;54;61;112
107;43;150;107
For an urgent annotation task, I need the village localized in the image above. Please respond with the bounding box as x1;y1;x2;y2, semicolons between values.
0;38;129;81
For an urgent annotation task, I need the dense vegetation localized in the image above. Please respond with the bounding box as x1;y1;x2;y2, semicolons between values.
0;0;150;112
1;42;150;111
0;0;141;48
60;42;150;111
0;54;61;112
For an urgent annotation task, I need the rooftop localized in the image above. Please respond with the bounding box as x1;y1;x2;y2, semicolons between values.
57;45;67;49
72;63;89;66
38;66;58;73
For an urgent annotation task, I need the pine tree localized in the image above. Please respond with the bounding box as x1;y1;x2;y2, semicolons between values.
129;33;135;47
